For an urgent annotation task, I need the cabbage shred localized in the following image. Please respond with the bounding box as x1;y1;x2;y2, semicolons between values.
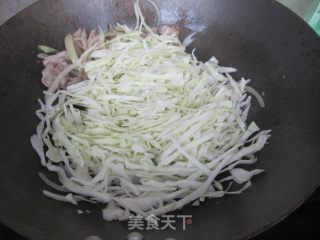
31;0;270;221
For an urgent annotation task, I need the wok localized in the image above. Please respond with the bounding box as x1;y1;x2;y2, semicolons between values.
0;0;319;239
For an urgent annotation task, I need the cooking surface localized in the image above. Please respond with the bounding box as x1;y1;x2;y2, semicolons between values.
1;0;319;24
0;0;320;240
1;189;320;239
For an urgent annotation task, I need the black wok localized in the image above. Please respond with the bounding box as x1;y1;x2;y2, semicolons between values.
0;0;320;239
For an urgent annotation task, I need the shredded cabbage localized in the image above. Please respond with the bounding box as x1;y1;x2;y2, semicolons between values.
31;0;271;221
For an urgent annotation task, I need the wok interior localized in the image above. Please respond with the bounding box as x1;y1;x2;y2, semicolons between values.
0;0;319;240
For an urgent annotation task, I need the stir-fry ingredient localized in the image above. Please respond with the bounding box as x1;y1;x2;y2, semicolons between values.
31;0;270;221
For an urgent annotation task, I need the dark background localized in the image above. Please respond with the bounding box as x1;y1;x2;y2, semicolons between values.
1;187;319;240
